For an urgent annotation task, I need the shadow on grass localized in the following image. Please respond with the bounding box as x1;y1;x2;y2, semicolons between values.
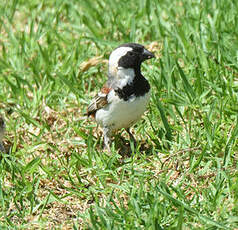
114;134;154;157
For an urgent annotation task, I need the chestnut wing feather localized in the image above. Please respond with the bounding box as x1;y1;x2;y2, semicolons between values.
87;86;112;117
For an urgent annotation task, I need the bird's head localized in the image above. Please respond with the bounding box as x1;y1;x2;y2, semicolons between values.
108;43;154;77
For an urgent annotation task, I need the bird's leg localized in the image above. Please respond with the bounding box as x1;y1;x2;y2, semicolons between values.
0;117;5;154
0;142;5;153
126;128;137;146
103;127;111;151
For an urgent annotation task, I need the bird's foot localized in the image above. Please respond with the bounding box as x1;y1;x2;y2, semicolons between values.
126;128;137;147
103;127;112;153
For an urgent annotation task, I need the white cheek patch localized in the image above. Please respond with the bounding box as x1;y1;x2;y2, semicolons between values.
117;68;135;88
108;47;132;75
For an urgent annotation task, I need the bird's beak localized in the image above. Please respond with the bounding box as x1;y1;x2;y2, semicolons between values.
141;48;155;61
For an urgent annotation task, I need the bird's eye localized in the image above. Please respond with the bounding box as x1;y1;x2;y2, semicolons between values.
128;52;134;56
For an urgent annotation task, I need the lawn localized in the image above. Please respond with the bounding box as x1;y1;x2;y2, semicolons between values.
0;0;238;229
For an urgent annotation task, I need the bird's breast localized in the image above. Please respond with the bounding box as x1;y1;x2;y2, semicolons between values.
95;90;150;131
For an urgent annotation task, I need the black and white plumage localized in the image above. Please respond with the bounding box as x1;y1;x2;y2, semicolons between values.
87;43;154;150
0;116;5;153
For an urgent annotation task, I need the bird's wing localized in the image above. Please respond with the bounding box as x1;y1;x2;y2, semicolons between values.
87;85;112;117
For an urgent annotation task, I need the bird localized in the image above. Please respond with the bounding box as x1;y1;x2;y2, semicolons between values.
87;43;155;150
0;116;5;153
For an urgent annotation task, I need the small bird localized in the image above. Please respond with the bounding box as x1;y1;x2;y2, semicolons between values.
87;43;154;150
0;116;5;153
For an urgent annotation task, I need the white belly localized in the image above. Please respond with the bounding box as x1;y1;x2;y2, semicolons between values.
95;91;150;131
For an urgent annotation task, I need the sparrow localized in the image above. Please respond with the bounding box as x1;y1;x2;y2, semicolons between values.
0;116;5;153
87;43;155;150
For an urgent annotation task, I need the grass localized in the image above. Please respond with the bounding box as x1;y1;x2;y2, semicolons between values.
0;0;238;229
